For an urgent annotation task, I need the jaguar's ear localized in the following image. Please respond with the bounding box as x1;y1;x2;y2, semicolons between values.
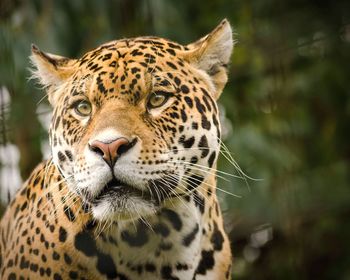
185;19;234;100
30;45;76;104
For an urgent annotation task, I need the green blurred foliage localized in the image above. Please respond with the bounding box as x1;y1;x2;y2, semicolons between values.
0;0;350;279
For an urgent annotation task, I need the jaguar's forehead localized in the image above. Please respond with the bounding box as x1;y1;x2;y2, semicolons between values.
78;37;188;70
68;37;195;104
82;37;187;60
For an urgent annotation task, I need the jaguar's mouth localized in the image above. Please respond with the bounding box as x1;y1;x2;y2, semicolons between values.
92;177;152;204
84;174;182;222
85;172;181;209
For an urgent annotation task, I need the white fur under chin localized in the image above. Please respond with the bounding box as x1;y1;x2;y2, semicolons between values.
91;196;158;222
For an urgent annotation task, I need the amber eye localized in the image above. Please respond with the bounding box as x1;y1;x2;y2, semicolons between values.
147;92;170;109
74;100;92;116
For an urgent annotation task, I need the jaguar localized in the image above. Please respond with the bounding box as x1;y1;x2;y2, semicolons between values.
0;19;234;279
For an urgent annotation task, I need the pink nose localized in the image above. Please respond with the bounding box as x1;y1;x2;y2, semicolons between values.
89;137;132;167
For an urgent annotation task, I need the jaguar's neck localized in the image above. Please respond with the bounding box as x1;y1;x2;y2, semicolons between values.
87;175;219;279
36;160;221;278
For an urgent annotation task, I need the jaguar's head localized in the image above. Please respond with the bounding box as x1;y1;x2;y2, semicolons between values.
31;19;234;222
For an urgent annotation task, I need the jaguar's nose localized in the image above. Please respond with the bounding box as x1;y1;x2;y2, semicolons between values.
89;137;136;168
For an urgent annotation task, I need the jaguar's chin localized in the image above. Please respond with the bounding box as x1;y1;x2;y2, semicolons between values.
91;196;158;222
87;178;159;222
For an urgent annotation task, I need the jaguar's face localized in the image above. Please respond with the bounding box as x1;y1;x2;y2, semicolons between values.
31;20;233;222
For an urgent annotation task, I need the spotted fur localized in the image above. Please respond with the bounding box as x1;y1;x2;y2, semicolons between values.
0;19;234;279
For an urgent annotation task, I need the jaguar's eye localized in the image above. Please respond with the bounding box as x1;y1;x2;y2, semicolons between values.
74;100;92;116
147;92;170;109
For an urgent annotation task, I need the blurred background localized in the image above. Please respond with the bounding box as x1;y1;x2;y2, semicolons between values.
0;0;350;279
